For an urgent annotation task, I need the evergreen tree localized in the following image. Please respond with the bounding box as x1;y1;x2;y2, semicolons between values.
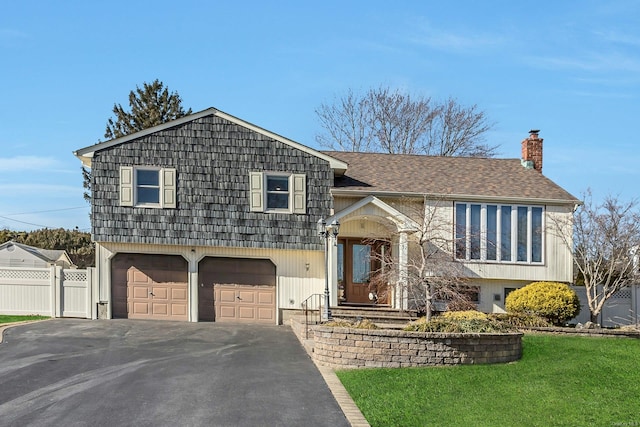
104;79;192;140
83;79;192;203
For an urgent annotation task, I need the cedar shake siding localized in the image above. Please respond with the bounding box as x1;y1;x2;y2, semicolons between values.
91;114;333;250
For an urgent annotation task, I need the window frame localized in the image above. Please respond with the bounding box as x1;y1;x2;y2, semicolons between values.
119;165;176;209
264;172;293;213
249;171;306;214
455;202;545;265
135;167;162;207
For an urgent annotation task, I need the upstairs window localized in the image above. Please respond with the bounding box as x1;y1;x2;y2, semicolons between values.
266;175;290;210
455;203;544;264
249;172;306;214
136;169;161;205
119;166;176;208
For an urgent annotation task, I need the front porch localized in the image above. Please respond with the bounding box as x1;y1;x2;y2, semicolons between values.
326;195;419;311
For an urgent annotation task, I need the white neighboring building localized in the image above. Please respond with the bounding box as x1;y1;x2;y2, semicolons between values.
0;241;74;268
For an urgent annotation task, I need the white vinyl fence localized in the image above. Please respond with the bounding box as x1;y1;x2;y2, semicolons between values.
0;266;96;319
570;285;640;327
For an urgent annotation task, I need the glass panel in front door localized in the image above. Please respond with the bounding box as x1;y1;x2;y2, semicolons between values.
337;243;344;283
352;244;371;283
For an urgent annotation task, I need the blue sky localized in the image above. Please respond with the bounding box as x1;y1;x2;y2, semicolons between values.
1;1;639;232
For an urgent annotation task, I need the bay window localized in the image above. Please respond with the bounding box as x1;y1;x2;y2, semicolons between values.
455;203;544;264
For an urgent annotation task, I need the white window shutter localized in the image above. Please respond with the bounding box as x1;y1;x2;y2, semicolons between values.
291;174;306;214
163;168;177;208
120;166;134;206
249;172;264;212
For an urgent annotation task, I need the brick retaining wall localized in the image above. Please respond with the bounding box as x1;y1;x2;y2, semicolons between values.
311;326;522;369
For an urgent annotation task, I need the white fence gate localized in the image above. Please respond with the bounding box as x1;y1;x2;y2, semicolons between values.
0;266;96;319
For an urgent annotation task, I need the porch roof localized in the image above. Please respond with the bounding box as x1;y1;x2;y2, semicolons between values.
326;195;419;232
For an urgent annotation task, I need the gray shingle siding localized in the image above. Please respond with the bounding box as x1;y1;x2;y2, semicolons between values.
91;114;332;250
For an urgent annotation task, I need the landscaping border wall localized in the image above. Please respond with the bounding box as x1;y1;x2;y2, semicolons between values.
311;325;522;369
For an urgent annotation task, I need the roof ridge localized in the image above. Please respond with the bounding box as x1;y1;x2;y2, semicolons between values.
320;150;519;161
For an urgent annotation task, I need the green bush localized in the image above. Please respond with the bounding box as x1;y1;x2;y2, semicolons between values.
505;281;580;325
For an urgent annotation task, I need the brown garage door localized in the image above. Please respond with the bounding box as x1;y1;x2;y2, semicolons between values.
112;254;188;321
198;257;276;323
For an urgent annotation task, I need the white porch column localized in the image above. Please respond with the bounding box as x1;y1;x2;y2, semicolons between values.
188;253;199;323
396;231;409;310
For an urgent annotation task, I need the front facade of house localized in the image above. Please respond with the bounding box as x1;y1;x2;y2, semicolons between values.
75;109;579;323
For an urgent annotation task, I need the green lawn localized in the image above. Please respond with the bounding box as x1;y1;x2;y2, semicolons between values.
336;335;640;427
0;315;49;325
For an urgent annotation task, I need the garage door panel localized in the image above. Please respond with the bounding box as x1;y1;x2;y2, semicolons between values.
132;302;149;315
219;305;237;320
257;291;274;305
172;288;187;300
132;286;149;299
152;287;168;300
111;254;188;321
218;288;237;303
152;303;168;315
171;304;187;316
237;290;256;303
132;270;150;284
257;307;275;321
238;306;256;320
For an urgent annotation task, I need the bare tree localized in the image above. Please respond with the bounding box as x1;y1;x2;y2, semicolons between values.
314;89;373;152
552;190;640;323
366;87;438;154
426;97;496;157
315;86;497;156
366;197;471;321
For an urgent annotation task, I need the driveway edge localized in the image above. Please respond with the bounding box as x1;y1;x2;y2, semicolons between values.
289;322;370;427
314;364;371;427
0;319;51;344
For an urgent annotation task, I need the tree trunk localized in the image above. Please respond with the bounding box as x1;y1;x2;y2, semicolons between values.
590;311;598;324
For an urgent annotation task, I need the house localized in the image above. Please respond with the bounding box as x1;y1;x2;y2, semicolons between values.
0;241;75;268
74;108;579;323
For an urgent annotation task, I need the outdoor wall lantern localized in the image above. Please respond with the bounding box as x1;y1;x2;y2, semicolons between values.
317;217;340;321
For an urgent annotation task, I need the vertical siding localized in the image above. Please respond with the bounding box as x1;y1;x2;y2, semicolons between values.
96;242;326;317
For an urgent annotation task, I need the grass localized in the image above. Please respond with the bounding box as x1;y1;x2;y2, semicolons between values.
336;335;640;427
0;315;49;325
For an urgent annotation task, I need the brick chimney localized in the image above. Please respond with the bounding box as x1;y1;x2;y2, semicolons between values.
521;129;543;172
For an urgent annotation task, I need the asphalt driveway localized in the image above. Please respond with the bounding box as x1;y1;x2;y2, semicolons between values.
0;319;350;427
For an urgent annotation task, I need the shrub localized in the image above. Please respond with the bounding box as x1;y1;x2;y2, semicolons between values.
441;310;488;321
404;316;516;333
505;282;580;325
489;312;552;328
324;318;379;329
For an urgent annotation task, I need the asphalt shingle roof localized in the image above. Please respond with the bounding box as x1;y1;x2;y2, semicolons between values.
323;151;579;203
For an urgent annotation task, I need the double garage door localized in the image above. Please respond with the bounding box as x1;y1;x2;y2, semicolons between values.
111;254;275;323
